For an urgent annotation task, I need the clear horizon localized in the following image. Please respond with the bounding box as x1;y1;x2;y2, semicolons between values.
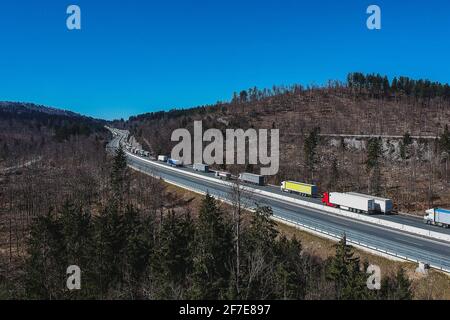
1;0;449;120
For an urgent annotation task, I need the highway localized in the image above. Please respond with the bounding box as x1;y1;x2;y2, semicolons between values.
107;130;450;273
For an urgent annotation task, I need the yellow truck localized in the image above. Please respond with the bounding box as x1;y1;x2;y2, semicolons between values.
281;181;318;198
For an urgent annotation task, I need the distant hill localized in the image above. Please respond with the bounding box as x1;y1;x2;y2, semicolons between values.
0;101;96;119
0;101;108;165
0;101;106;137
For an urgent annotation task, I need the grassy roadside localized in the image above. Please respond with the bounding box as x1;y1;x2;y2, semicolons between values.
276;222;450;300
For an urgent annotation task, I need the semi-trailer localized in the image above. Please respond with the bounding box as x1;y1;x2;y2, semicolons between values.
193;163;209;172
322;192;375;214
168;158;183;167
239;173;265;186
158;155;168;162
139;150;149;157
347;192;393;214
215;171;231;180
281;181;318;197
424;208;450;228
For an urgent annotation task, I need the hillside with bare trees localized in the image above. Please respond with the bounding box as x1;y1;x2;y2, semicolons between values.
0;103;110;288
123;73;450;214
1;82;449;300
0;102;427;300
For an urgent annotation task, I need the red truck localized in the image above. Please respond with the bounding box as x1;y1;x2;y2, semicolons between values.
322;192;337;207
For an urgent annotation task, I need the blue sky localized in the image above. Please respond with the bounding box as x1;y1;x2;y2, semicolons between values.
0;0;449;120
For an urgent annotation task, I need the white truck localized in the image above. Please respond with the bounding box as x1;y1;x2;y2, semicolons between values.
215;171;231;180
424;208;450;228
239;173;265;186
193;163;209;172
324;192;375;214
167;158;183;167
347;192;393;214
158;155;168;162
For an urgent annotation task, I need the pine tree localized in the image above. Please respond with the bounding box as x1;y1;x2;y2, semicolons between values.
340;137;346;164
246;206;278;251
24;202;98;299
273;237;307;300
190;194;233;299
379;267;413;300
121;205;155;298
327;235;369;300
152;209;194;298
328;157;339;190
0;142;9;160
366;137;382;170
110;147;128;206
393;267;413;300
91;204;127;298
60;201;92;265
400;132;413;160
303;127;321;182
59;201;95;299
440;124;450;154
366;138;383;194
240;206;279;299
24;210;66;299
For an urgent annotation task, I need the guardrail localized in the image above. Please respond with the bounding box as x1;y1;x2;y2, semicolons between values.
125;151;450;243
278;215;450;274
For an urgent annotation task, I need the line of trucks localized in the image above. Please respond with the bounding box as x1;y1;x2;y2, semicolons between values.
125;144;150;157
155;155;450;228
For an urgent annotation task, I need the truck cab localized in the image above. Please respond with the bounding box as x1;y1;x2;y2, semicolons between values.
215;171;231;180
424;208;450;228
424;209;435;225
322;192;336;208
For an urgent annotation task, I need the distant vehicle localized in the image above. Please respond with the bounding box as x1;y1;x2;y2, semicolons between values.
239;173;265;186
347;192;393;214
323;192;375;214
168;158;183;167
424;208;450;228
281;181;318;198
158;155;168;162
193;163;209;172
143;151;150;157
215;171;231;180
